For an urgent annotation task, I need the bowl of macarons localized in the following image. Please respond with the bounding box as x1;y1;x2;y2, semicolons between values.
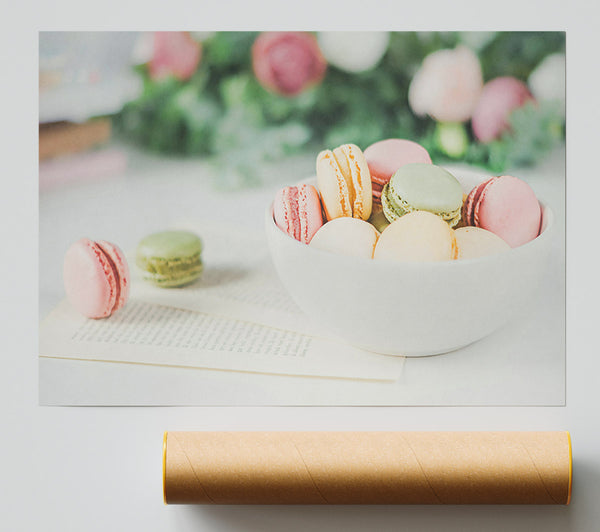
266;139;554;357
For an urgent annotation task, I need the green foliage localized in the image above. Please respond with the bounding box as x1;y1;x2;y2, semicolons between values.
461;102;564;172
114;31;566;188
478;31;565;80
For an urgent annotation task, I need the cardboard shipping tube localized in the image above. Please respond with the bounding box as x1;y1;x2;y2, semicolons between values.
163;431;572;505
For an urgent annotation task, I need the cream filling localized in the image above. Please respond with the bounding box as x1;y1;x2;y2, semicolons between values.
383;183;462;227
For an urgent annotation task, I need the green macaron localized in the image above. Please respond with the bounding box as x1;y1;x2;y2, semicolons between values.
381;163;463;227
136;230;203;288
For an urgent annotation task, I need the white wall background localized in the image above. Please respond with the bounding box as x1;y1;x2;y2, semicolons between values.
2;1;599;530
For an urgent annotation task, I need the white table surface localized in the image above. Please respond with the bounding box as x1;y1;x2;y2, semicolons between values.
5;142;600;531
38;146;565;406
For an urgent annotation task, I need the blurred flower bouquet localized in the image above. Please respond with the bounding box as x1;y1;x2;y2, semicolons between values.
116;31;565;187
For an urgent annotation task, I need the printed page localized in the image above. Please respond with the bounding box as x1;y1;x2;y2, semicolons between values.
131;221;326;338
40;299;404;381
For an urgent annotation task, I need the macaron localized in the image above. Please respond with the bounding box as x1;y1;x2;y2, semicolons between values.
364;139;432;206
463;175;541;247
63;238;130;318
136;230;203;287
454;227;510;260
273;184;323;244
309;218;380;259
316;143;372;221
381;163;463;227
374;211;458;262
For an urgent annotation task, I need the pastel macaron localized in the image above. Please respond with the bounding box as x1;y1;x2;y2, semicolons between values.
316;143;372;221
463;175;541;247
63;238;130;318
381;163;463;227
309;218;380;259
374;211;458;262
364;139;432;206
454;227;510;260
136;230;203;287
273;184;323;244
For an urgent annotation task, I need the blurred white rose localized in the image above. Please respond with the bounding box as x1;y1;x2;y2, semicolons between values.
528;53;566;117
408;45;483;123
190;32;216;42
131;32;154;65
317;32;390;73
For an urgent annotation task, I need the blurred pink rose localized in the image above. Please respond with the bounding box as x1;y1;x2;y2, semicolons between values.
252;32;327;96
471;77;534;143
149;32;202;81
408;45;483;123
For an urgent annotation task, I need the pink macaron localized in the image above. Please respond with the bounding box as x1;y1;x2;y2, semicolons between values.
463;175;541;247
63;238;130;318
364;139;432;205
273;184;323;244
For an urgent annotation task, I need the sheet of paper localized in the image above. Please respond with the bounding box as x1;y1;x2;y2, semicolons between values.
41;222;404;381
131;256;324;339
131;221;326;338
40;299;403;381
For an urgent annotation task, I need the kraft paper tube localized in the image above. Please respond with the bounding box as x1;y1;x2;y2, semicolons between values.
163;431;572;505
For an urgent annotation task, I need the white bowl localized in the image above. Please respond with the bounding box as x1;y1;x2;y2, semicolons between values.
265;169;555;357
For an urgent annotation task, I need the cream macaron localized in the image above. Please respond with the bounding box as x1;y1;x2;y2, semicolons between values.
309;217;380;259
374;210;458;262
454;226;510;259
316;143;372;221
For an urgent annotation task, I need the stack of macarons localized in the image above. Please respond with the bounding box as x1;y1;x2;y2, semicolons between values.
63;229;205;319
364;139;432;207
272;138;544;262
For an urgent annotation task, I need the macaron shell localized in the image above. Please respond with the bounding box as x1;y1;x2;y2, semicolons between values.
296;184;324;244
332;143;372;220
136;230;203;287
136;230;203;260
140;268;203;288
474;175;541;247
309;217;379;259
374;211;458;262
383;163;463;226
381;182;408;223
390;164;463;213
463;179;489;226
97;240;130;310
274;185;323;244
63;238;118;319
316;144;372;221
454;226;510;259
274;187;301;241
364;138;432;188
316;149;352;220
